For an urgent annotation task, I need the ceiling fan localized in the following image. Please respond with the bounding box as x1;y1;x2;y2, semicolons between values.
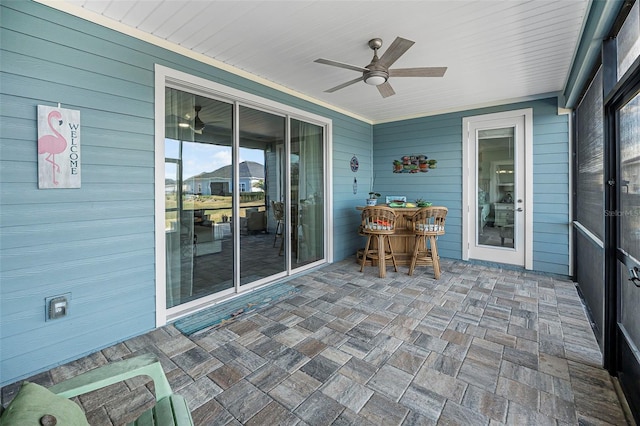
179;105;206;134
314;37;447;98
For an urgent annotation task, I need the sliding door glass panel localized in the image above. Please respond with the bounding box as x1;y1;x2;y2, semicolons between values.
619;92;640;262
165;88;233;307
238;105;286;285
477;128;515;248
291;119;325;266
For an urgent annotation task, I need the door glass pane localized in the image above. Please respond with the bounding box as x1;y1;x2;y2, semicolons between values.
477;128;515;248
619;92;640;261
291;119;325;266
617;0;640;80
238;106;286;285
165;88;233;308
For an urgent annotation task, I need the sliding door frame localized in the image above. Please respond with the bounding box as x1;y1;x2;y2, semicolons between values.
154;65;333;326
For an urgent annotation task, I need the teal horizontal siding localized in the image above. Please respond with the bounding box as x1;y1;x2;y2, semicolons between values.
0;217;152;249
0;1;373;385
2;309;154;379
0;0;571;386
0;200;152;227
2;273;154;338
374;98;570;275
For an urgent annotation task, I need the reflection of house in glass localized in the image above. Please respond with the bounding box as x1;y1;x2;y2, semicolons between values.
185;160;264;195
165;178;176;194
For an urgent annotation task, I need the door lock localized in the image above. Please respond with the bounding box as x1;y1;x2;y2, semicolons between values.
630;266;640;288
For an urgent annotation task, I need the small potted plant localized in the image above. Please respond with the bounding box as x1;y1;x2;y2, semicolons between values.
367;192;381;206
415;198;432;207
393;160;403;172
427;159;438;169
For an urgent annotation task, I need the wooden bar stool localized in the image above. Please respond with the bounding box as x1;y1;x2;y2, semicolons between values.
408;207;448;278
360;206;399;278
271;201;285;249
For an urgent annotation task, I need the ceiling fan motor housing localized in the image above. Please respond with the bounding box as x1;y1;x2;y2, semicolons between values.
364;40;388;85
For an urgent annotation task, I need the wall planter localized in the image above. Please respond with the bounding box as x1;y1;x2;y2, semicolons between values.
393;155;437;173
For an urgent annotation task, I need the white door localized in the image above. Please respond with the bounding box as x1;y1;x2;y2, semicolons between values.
463;109;533;268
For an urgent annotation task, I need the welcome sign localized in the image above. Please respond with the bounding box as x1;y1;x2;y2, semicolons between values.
37;105;81;189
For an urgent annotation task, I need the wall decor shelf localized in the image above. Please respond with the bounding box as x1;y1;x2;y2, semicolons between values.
393;155;437;173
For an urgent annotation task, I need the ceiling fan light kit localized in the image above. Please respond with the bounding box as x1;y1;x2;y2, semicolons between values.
364;70;388;86
315;36;446;98
194;105;205;133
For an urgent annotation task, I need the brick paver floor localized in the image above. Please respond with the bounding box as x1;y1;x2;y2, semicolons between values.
1;258;631;425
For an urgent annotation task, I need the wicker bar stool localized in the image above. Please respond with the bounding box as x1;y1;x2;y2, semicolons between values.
359;206;399;278
271;200;285;249
408;207;448;278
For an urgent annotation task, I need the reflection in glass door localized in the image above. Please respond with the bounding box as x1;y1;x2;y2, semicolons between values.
614;89;640;417
238;106;286;285
165;88;234;308
163;87;326;311
477;128;516;249
291;119;325;266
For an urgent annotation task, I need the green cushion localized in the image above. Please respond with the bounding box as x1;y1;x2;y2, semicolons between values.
0;382;89;426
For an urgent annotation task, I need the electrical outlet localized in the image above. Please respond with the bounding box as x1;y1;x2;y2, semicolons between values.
45;293;71;321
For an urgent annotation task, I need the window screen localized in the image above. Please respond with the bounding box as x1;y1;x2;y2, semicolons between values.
617;0;640;79
575;68;605;240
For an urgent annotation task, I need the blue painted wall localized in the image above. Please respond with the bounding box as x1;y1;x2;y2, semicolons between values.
0;1;371;386
373;98;570;275
0;1;570;386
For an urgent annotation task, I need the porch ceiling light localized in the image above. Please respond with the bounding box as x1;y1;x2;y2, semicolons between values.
364;70;388;86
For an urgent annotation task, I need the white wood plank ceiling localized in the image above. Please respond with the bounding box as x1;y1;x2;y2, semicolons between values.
55;0;589;123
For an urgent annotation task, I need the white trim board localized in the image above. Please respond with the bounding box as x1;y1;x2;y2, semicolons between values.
462;108;534;270
154;65;333;326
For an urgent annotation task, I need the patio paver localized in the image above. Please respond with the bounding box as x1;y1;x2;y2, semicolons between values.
1;258;632;425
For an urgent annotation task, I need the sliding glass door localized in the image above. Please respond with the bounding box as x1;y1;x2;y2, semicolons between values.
238;106;286;285
291;119;325;265
163;87;326;311
165;89;234;308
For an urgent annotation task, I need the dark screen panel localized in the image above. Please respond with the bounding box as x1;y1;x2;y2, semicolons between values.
576;231;604;348
575;68;604;240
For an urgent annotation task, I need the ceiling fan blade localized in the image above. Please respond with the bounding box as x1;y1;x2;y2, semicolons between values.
378;37;415;69
377;82;395;98
314;58;368;73
390;67;447;77
325;76;364;93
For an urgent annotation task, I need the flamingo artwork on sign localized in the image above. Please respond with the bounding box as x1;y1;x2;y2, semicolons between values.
38;110;67;185
37;105;81;189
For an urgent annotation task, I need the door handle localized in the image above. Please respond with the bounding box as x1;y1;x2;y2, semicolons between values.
630;266;640;288
516;208;523;212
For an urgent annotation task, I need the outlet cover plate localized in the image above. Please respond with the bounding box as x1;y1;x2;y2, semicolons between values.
45;293;71;321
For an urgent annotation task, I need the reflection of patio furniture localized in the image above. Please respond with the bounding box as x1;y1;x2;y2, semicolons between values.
499;225;514;246
193;209;211;226
194;223;223;256
272;201;285;248
498;210;514;246
241;209;266;235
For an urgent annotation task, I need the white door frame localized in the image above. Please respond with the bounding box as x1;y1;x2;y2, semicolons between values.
462;108;533;269
154;65;333;327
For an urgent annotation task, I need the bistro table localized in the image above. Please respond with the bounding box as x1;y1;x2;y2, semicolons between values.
356;205;424;267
